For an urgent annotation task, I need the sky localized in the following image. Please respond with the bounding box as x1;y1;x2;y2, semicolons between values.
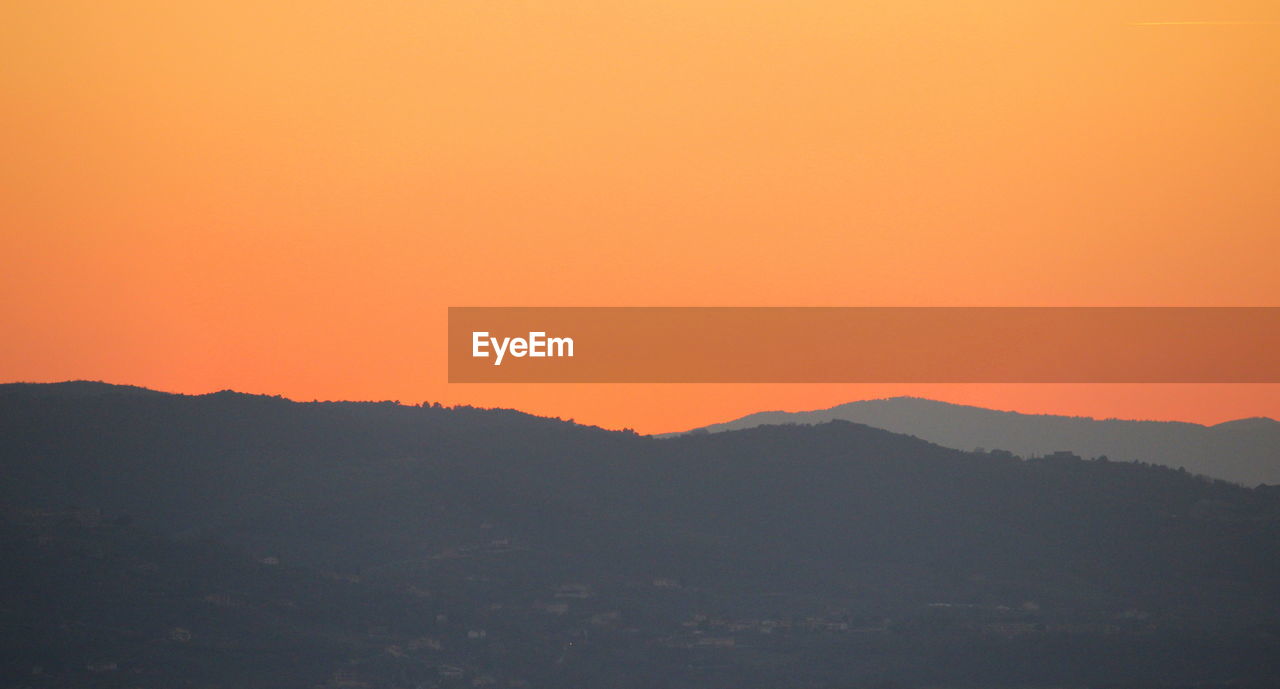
2;0;1278;433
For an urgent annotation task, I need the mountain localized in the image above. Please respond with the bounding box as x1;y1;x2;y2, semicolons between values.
2;383;1280;688
0;379;169;399
673;397;1280;486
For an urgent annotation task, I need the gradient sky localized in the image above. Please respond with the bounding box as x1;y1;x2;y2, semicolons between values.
2;1;1278;433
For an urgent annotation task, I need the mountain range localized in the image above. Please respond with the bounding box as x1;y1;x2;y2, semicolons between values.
2;382;1279;688
674;396;1280;486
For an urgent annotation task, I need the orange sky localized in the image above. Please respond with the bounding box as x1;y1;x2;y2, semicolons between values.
2;0;1278;433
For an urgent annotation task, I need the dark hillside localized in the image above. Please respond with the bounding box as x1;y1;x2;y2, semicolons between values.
2;384;1279;688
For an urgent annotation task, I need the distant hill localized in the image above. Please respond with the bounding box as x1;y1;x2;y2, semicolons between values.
2;383;1279;688
0;380;169;399
672;397;1280;486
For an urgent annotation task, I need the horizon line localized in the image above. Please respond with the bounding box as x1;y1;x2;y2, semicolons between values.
5;380;1276;432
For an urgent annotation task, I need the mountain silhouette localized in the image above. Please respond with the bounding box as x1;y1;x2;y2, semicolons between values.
673;396;1280;486
2;383;1279;688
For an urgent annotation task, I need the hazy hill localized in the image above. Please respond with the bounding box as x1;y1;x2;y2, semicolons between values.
2;383;1280;688
0;380;168;399
674;397;1280;486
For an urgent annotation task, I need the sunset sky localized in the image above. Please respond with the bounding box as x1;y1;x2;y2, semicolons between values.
2;0;1278;433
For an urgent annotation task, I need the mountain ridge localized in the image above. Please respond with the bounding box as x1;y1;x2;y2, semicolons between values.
3;383;1280;687
671;396;1280;485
